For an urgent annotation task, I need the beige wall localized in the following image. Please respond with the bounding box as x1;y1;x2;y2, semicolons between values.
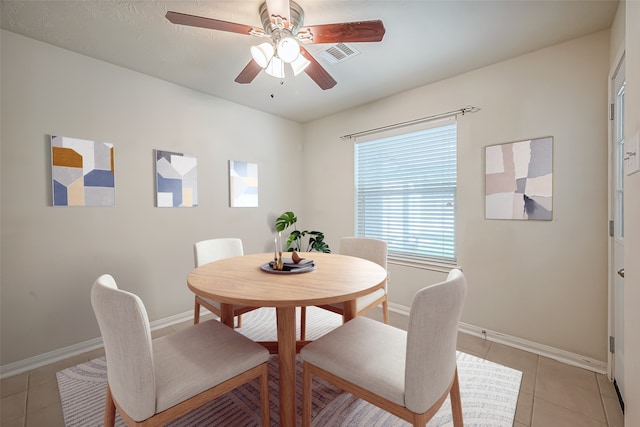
303;31;611;362
623;0;640;424
0;30;304;365
1;21;629;375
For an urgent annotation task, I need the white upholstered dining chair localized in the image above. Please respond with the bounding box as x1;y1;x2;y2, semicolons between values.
300;269;467;427
315;237;389;323
193;238;259;326
91;274;270;427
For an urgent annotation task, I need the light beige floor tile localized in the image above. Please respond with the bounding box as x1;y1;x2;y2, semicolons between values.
171;319;195;332
28;355;88;387
538;356;598;391
1;373;28;398
535;375;606;423
151;326;174;339
601;394;624;427
486;342;538;395
388;310;409;331
25;403;65;427
514;422;528;427
25;381;60;414
515;392;533;426
363;307;408;330
1;417;25;427
596;373;618;399
532;398;607;427
83;347;105;361
0;391;26;425
456;332;491;358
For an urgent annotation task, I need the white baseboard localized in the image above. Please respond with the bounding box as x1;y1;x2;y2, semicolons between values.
389;302;607;374
0;309;198;379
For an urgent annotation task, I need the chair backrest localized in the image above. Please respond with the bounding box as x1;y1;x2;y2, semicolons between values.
194;238;244;267
339;237;387;269
90;274;157;421
404;269;467;413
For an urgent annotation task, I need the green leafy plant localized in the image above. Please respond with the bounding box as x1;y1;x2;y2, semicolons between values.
275;211;331;253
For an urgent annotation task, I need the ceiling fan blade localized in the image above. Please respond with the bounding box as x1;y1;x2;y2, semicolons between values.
298;20;385;44
235;59;263;84
166;11;263;36
266;0;291;27
300;46;337;90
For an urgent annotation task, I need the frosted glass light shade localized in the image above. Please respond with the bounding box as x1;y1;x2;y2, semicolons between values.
290;53;310;76
265;56;285;78
250;43;274;68
277;37;300;63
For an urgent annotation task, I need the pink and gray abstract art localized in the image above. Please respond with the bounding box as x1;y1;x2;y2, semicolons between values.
485;137;553;220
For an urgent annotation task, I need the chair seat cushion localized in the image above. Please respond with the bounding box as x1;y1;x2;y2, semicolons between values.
328;288;386;312
300;316;406;407
152;319;269;413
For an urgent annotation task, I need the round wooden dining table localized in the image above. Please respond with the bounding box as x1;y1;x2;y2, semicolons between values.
187;251;387;427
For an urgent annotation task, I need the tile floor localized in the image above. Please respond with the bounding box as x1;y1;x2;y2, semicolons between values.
1;312;625;427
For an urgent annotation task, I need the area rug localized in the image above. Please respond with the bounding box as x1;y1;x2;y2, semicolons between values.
57;307;522;426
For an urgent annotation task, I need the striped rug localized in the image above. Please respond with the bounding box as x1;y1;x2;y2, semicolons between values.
57;307;522;426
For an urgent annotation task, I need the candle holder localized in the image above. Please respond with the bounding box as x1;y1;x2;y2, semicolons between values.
274;233;284;270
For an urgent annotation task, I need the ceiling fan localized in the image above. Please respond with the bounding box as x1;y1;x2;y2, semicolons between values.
165;0;385;90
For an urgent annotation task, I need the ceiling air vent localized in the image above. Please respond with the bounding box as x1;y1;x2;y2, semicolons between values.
316;43;360;64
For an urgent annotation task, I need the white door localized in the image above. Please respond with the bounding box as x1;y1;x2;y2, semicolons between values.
610;54;625;407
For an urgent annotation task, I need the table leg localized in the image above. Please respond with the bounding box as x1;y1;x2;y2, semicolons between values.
220;303;235;328
343;299;357;322
276;306;297;427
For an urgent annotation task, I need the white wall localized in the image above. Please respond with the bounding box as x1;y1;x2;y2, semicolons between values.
623;0;640;423
303;31;611;362
0;30;305;365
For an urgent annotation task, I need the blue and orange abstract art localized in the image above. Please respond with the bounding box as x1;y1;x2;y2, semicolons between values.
51;135;115;207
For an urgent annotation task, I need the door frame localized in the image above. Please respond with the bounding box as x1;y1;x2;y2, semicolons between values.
607;47;625;387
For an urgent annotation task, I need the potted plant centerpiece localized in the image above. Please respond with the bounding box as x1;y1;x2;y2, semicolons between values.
275;211;331;253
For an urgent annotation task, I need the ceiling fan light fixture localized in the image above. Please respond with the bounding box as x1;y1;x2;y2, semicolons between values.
277;36;300;63
265;56;285;78
250;42;275;68
290;53;310;76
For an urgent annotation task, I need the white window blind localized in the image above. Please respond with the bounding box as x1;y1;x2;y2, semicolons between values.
355;121;457;264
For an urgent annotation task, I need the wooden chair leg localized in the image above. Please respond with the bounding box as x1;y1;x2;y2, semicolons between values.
194;298;201;325
382;298;390;324
237;314;242;328
302;362;312;427
300;307;307;340
104;384;116;426
259;364;270;427
450;367;464;427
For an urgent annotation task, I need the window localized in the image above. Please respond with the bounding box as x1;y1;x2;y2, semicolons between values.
354;120;457;265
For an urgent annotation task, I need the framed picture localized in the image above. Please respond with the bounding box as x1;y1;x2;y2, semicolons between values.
51;135;115;207
229;160;258;207
485;136;553;220
155;150;198;207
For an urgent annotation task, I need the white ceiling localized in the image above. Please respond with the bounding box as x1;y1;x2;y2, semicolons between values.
1;0;619;123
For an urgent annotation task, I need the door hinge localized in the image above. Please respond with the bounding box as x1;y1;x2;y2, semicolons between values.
610;336;615;353
609;220;615;237
610;103;615;121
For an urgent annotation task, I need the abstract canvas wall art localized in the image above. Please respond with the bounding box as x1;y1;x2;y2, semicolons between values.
485;137;553;220
229;160;258;207
51;135;115;207
155;150;198;207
